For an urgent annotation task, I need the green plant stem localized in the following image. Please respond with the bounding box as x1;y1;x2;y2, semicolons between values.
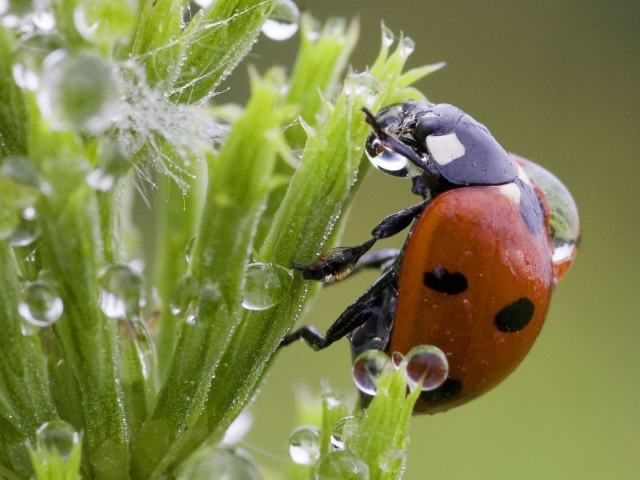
130;69;288;480
154;158;204;380
0;27;27;157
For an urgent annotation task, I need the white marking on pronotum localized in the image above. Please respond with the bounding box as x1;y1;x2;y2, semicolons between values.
517;165;533;186
499;183;521;205
426;133;466;165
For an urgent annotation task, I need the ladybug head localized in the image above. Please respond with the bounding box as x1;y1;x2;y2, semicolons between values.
364;101;517;194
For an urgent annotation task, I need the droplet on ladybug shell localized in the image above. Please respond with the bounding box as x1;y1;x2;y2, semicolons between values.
512;154;580;283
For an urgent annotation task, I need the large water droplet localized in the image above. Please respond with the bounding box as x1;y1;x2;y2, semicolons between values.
18;281;63;328
352;350;391;396
242;262;293;311
169;275;199;316
36;420;80;460
288;425;321;466
365;136;421;178
262;0;299;41
514;155;580;283
99;263;146;319
74;0;137;45
315;450;370;480
37;50;119;133
177;447;261;480
330;416;360;451
405;345;449;391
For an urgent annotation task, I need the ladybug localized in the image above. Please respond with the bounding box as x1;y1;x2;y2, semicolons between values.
282;101;580;414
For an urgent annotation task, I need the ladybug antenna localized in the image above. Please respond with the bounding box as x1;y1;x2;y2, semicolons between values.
362;107;430;171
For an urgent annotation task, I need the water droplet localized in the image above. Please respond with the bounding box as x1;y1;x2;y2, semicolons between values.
405;345;449;391
391;351;404;368
8;208;41;247
176;446;261;480
242;262;293;311
12;62;39;90
344;72;380;107
98;263;146;319
352;350;391;396
315;450;370;480
365;136;422;178
37;50;119;133
185;314;197;325
381;23;394;47
515;155;580;283
322;390;345;410
185;236;196;263
399;36;415;56
330;416;360;451
32;9;55;32
193;0;214;8
169;275;199;315
303;15;322;41
288;425;321;466
18;281;63;328
262;0;299;41
36;420;80;460
0;0;8;16
74;0;137;45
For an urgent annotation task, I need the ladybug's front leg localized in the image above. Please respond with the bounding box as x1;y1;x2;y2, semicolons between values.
281;268;397;351
292;202;426;282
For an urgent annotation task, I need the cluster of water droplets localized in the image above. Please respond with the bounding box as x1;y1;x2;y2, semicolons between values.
98;263;146;320
352;345;449;396
261;0;299;41
0;0;56;35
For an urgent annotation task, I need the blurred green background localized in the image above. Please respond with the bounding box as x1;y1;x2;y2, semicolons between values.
221;0;640;478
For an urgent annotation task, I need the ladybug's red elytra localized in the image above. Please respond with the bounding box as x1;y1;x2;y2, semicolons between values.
283;101;580;414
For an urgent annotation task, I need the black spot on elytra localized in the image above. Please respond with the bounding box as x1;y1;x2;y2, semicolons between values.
515;178;545;236
423;266;468;295
495;298;535;332
419;378;463;403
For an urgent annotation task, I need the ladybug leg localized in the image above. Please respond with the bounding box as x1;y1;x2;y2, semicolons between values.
292;202;426;282
281;268;397;351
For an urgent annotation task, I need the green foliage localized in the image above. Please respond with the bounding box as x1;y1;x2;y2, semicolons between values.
0;1;441;478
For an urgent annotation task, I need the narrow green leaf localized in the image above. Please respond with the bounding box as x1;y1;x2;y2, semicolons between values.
351;366;420;480
0;27;27;158
154;153;205;380
0;242;57;439
131;0;184;88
